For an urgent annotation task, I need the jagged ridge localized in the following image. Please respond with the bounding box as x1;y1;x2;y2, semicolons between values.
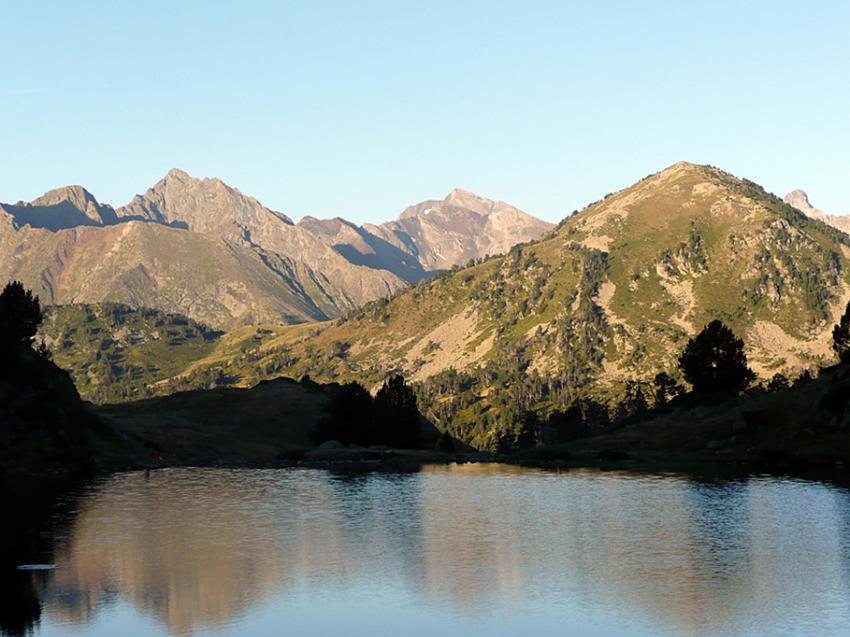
2;171;551;328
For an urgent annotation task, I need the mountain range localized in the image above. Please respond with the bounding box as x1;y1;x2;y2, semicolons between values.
0;171;552;329
26;161;850;448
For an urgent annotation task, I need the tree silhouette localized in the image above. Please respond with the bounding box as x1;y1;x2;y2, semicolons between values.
678;320;755;394
0;281;42;351
375;374;421;448
833;300;850;364
315;375;424;449
652;371;683;406
617;380;649;420
317;381;375;446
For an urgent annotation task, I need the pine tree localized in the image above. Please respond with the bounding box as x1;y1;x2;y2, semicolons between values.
678;320;755;394
0;281;42;350
652;372;683;406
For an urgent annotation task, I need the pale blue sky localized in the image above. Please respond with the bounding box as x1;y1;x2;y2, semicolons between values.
1;1;848;223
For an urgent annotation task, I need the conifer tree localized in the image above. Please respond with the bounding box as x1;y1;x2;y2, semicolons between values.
0;281;42;350
678;320;755;394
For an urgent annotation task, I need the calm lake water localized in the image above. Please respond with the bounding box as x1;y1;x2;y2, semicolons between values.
7;465;850;637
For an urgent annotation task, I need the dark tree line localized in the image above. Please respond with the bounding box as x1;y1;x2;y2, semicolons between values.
316;374;423;449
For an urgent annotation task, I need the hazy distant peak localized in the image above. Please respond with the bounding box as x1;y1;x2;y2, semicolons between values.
786;188;810;200
367;188;554;271
444;187;487;203
165;167;192;180
783;189;850;233
395;188;496;221
442;187;497;215
784;189;815;212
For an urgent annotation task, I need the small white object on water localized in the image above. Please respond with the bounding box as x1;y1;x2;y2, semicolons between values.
16;564;57;571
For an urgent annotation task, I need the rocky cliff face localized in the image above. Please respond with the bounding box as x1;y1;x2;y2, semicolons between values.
117;168;294;231
297;188;554;282
0;219;331;328
297;215;429;282
114;169;406;321
784;189;850;234
363;188;555;275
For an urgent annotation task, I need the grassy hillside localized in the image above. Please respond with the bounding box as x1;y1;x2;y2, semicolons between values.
95;377;329;464
41;304;222;403
95;375;448;466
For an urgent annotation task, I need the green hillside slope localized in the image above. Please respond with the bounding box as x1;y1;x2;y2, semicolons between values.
42;304;222;403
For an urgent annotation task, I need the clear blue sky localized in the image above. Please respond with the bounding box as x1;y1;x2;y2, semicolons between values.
1;1;848;223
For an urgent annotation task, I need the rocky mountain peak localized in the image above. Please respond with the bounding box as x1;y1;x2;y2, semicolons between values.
443;188;501;216
31;185;99;210
164;167;192;181
785;189;810;203
784;189;850;234
159;168;229;194
396;188;492;221
444;187;485;204
153;168;230;199
0;185;117;229
117;169;293;231
784;189;816;213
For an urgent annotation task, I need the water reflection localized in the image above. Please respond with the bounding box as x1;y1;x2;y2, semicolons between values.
7;465;850;636
0;478;84;637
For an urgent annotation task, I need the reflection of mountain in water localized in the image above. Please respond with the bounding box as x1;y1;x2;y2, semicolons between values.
35;466;850;636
